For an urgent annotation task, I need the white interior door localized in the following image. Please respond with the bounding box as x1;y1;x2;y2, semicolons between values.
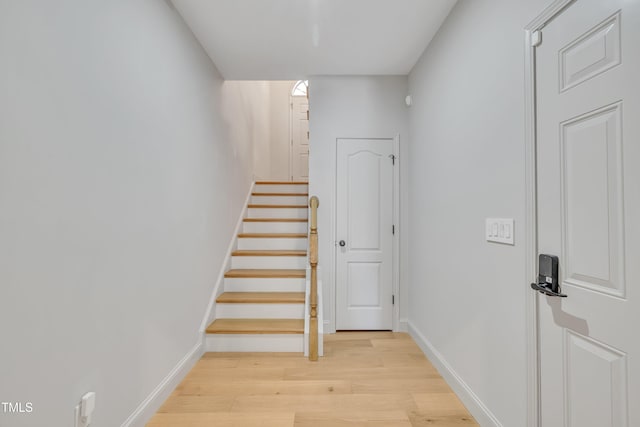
536;0;640;425
336;139;394;330
290;96;309;181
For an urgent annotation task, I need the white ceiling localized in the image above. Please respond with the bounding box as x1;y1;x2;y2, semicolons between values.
171;0;458;80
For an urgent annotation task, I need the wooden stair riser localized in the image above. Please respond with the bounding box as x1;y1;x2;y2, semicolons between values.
223;277;306;292
216;303;304;319
247;207;308;219
237;237;308;250
205;334;304;352
243;221;308;233
251;195;308;205
253;183;308;193
231;255;307;270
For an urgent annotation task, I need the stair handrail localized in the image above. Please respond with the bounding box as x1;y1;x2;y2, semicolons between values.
308;195;319;361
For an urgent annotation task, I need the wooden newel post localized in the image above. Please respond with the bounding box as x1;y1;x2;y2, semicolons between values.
309;196;319;361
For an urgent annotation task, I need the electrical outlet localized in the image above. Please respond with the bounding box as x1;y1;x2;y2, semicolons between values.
74;404;82;427
74;392;95;427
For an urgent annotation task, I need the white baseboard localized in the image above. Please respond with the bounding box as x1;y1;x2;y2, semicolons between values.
398;318;408;332
408;321;502;427
199;181;255;333
324;320;335;334
121;339;204;427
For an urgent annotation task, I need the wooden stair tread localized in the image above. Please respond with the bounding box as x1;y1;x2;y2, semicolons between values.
243;218;307;223
238;233;307;238
224;269;306;278
252;192;308;196
248;204;307;208
255;181;308;185
207;318;304;334
216;292;305;304
232;250;307;257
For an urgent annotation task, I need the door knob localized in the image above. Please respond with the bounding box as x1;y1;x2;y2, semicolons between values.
530;282;567;297
530;254;567;297
339;240;346;247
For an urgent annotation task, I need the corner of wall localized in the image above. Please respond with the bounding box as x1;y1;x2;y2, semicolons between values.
120;339;204;427
408;321;502;427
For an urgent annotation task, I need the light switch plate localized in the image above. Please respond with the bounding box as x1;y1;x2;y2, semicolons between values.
486;218;515;245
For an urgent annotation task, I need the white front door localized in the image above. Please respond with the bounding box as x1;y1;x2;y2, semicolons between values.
290;96;309;181
336;139;394;330
536;0;640;425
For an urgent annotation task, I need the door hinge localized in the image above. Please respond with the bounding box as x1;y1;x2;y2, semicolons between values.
392;225;395;235
389;154;396;165
531;30;542;47
392;295;395;305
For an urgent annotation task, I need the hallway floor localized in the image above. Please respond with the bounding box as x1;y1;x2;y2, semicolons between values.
148;332;478;426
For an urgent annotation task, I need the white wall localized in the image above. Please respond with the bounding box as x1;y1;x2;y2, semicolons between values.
223;81;271;180
308;76;410;332
0;1;255;426
225;80;293;181
406;0;548;426
269;81;297;181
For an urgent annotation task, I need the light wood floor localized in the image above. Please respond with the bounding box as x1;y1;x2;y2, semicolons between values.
148;332;478;427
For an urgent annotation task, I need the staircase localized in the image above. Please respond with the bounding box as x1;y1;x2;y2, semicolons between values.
205;181;309;352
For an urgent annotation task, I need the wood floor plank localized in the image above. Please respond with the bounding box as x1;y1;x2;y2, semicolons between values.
351;377;452;394
407;412;479;427
176;379;352;396
411;393;473;416
181;366;286;381
325;331;398;341
147;412;295;427
283;366;441;382
230;393;417;413
148;332;478;427
158;395;235;413
294;410;412;427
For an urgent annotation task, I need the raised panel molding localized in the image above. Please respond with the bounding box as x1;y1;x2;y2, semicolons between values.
564;330;628;427
348;150;382;251
559;11;621;92
560;102;625;298
347;262;382;308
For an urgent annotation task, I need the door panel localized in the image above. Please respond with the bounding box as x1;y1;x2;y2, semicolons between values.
564;330;628;427
535;0;639;425
348;151;382;250
559;11;621;92
561;103;625;297
291;96;309;181
336;139;394;330
348;262;382;307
